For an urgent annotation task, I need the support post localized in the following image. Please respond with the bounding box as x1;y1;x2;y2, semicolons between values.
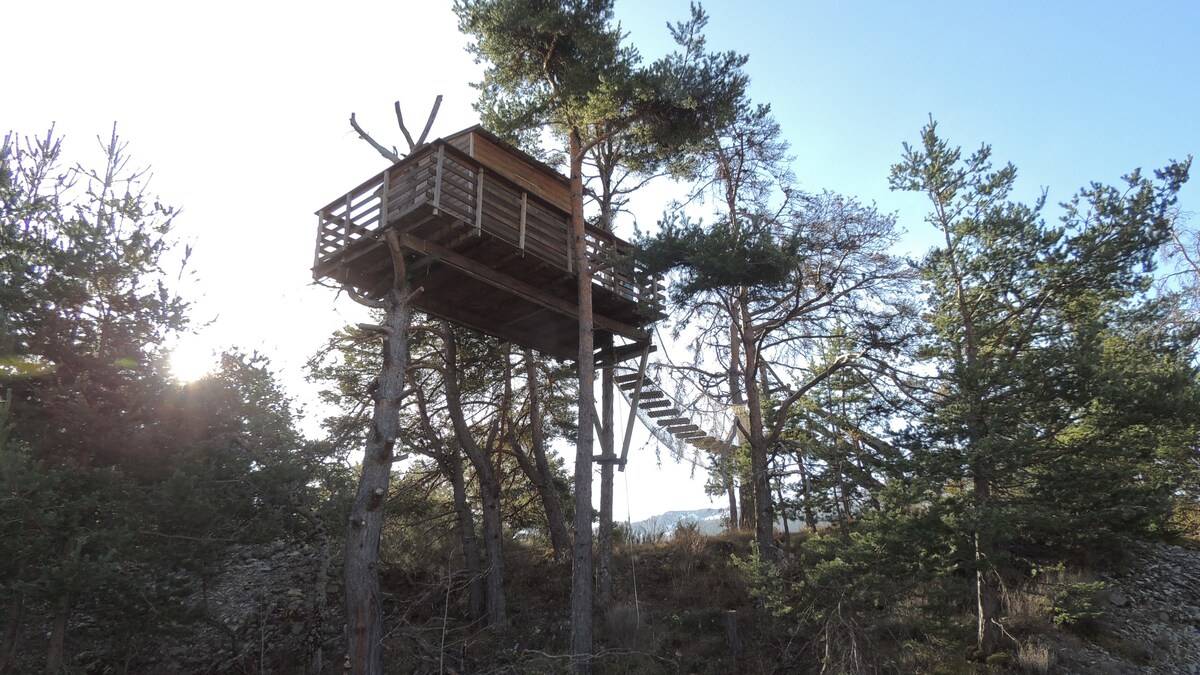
344;232;414;675
597;334;615;613
618;344;651;471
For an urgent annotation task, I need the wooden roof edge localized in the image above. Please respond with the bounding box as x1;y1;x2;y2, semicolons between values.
439;127;643;251
440;125;571;189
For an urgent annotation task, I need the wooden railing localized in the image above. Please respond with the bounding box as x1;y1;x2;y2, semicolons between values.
315;141;663;313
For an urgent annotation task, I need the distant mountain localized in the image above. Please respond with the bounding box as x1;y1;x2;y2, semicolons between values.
627;507;830;539
627;507;727;538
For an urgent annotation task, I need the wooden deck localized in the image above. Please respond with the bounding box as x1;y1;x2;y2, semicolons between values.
313;136;663;360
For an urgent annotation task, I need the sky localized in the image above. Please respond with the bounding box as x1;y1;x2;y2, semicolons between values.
7;0;1199;520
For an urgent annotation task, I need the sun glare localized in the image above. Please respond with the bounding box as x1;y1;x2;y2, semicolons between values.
169;341;217;384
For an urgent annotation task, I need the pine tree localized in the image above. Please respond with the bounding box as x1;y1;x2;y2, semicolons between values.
890;119;1196;656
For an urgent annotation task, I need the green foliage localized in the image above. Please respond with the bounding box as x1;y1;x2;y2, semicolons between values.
637;212;800;299
0;128;331;670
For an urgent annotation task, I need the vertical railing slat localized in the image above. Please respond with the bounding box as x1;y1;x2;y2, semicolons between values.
519;191;527;251
380;168;390;234
432;144;445;214
475;167;485;236
343;194;352;252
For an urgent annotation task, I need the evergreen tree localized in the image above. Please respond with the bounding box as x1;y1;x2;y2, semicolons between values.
890;119;1197;656
454;1;747;664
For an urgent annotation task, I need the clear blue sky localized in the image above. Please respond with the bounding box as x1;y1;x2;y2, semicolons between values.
618;0;1200;254
7;0;1198;518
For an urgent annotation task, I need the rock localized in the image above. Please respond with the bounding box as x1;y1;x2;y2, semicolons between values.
1109;591;1130;607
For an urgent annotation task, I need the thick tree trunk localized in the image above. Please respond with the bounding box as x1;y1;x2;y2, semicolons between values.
442;325;506;626
519;349;571;559
568;128;596;673
741;303;777;560
446;451;485;623
45;597;68;674
345;276;413;675
738;469;756;531
479;476;507;624
596;346;615;612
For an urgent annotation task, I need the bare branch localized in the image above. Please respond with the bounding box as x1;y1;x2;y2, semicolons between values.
394;101;417;151
349;113;402;164
415;95;443;148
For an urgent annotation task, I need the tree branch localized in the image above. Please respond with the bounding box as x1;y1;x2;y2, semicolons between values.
349;113;402;164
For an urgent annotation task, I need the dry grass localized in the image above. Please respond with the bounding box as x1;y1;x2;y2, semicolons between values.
1015;640;1056;674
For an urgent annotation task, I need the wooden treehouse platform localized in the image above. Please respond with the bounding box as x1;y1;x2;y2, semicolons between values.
313;126;664;360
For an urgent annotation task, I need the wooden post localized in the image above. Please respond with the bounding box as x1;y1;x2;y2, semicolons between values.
597;334;615;613
618;345;650;470
725;610;741;668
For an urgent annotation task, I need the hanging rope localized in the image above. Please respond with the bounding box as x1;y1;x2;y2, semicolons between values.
623;467;640;625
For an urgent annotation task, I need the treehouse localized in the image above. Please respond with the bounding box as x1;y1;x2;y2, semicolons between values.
312;126;663;361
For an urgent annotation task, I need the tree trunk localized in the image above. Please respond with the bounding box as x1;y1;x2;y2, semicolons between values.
442;325;506;626
446;450;484;623
974;472;1001;656
45;596;68;674
738;471;755;531
741;302;777;559
726;479;739;531
727;317;744;531
345;273;413;675
519;349;571;559
569;127;595;673
799;459;818;533
45;538;76;674
596;344;615;612
478;474;506;624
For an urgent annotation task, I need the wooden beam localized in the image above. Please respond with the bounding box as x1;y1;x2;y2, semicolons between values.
645;408;682;418
637;399;671;409
617;344;651;471
398;233;649;342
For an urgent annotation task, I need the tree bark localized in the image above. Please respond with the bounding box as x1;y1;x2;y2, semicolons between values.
445;450;484;623
520;349;571;560
974;473;1001;656
569;127;596;673
345;255;413;675
740;298;778;560
443;325;506;625
45;538;76;674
